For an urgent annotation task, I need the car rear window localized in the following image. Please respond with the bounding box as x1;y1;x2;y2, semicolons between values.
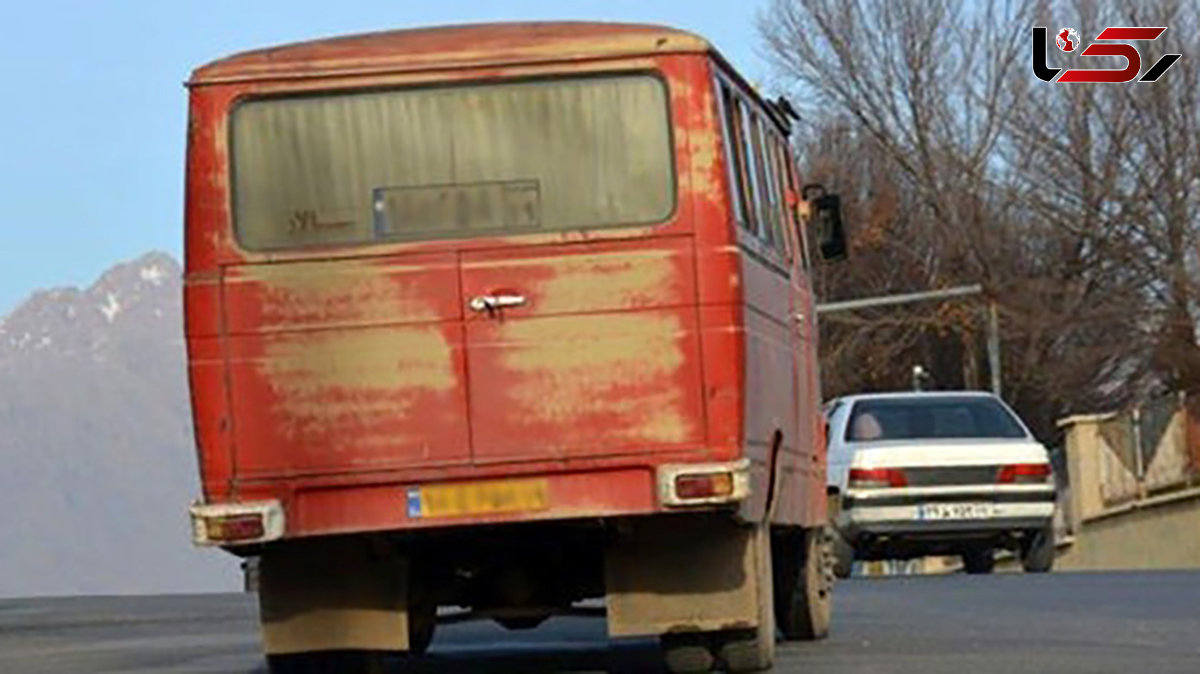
845;396;1027;441
229;74;675;250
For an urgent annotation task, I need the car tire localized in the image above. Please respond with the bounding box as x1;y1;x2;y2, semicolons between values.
831;530;855;580
961;548;995;575
1021;526;1056;574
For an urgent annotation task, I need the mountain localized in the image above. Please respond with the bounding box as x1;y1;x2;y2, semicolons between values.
0;252;237;597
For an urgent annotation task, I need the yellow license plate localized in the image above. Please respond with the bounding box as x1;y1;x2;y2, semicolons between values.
407;478;550;519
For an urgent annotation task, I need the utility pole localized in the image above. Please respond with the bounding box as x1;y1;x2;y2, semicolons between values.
817;284;1003;398
986;300;1002;399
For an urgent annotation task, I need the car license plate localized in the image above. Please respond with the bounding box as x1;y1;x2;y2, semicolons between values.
407;478;550;519
916;502;996;521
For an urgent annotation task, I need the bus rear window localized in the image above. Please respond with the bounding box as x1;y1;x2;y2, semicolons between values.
229;74;675;250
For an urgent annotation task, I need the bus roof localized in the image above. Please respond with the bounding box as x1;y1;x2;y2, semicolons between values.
189;22;713;85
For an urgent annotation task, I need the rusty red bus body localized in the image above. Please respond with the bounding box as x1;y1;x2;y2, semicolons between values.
186;22;825;537
184;22;828;667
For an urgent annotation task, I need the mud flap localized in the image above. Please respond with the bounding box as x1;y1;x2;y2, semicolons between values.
604;514;770;638
258;540;410;654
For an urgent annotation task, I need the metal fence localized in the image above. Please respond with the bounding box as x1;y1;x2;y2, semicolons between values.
1093;392;1200;508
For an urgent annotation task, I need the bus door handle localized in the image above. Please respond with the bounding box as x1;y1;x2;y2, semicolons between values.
469;293;527;313
793;311;806;326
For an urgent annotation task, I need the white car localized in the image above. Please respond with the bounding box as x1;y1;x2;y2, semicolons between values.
825;391;1056;576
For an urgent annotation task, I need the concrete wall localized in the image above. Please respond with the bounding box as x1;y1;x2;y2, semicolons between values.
1050;405;1200;571
1053;490;1200;570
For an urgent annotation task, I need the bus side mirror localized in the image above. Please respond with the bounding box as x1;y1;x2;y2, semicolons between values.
802;184;847;261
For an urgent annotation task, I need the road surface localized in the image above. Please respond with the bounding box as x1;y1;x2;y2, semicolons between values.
2;571;1198;673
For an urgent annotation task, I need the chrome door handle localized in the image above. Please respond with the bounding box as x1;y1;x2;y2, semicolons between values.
793;312;806;324
469;293;527;312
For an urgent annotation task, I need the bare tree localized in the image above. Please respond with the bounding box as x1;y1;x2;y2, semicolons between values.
1006;0;1200;396
761;0;1200;439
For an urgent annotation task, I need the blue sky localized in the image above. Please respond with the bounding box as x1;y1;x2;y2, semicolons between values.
0;1;768;315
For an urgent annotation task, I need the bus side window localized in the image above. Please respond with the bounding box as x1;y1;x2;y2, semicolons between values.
749;114;782;252
767;137;796;263
738;101;769;244
759;125;791;262
718;81;754;234
779;142;812;270
767;134;800;264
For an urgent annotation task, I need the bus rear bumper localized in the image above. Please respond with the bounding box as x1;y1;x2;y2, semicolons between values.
194;458;753;544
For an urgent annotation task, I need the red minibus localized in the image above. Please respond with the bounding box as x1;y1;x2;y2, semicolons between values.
184;22;846;673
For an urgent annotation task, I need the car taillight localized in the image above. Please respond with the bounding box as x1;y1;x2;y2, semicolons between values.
848;467;907;489
675;472;735;500
203;513;266;543
997;463;1051;484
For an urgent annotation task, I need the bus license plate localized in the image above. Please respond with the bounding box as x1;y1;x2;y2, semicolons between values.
407;478;550;519
917;503;996;521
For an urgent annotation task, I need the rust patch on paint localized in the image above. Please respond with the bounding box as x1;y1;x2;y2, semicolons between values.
531;250;676;313
668;76;694;106
259;326;455;440
211;115;231;192
687;89;723;196
606;389;694;443
500;313;693;444
237;260;440;329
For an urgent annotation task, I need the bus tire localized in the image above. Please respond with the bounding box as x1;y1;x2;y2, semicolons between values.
408;603;436;655
776;527;832;641
266;650;388;674
715;524;775;672
661;633;715;673
717;628;774;673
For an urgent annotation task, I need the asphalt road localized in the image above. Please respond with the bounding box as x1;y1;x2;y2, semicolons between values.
1;572;1198;673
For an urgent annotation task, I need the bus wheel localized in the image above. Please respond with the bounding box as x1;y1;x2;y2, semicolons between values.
407;573;437;655
661;633;715;673
715;524;776;672
266;650;388;674
776;527;832;641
